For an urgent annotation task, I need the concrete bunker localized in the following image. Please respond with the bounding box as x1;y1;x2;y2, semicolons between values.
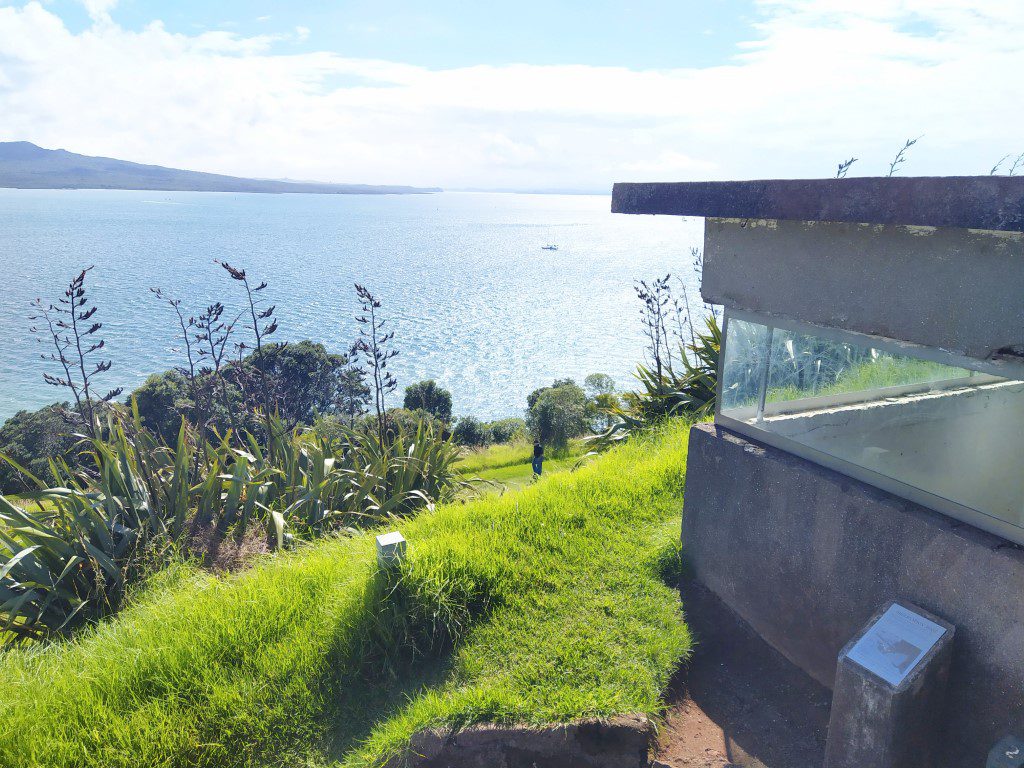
612;176;1024;766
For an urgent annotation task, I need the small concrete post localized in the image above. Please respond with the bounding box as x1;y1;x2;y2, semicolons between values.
824;600;954;768
375;531;407;570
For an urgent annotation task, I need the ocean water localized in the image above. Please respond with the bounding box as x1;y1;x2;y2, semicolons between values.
0;189;702;424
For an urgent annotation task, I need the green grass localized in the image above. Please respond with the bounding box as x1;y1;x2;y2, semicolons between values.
5;492;56;511
455;440;534;475
456;439;588;491
0;420;692;768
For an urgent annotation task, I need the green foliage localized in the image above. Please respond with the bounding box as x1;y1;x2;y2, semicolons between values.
526;377;577;410
0;410;193;642
364;407;447;442
0;403;80;493
452;416;488;447
0;406;468;644
403;379;453;423
485;417;527;444
242;341;361;428
591;314;720;450
132;370;194;443
451;417;528;448
584;373;615;397
128;340;368;440
527;380;589;449
0;419;693;768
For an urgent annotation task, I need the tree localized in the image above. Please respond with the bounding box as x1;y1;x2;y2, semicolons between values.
452;416;488;447
132;371;193;444
335;366;371;427
527;378;577;410
486;417;527;444
584;373;615;397
239;341;351;428
403;379;452;423
350;285;399;446
0;403;81;493
585;373;619;431
29;267;122;439
527;382;589;449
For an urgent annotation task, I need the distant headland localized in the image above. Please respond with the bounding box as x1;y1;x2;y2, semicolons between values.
0;142;441;195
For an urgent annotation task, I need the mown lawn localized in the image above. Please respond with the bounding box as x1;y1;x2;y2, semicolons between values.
0;420;692;768
456;440;587;491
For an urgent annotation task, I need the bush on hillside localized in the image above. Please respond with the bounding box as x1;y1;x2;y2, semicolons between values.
0;409;467;644
0;403;82;493
526;377;577;410
527;381;589;449
132;371;194;444
486;417;527;444
452;416;488;447
403;379;453;423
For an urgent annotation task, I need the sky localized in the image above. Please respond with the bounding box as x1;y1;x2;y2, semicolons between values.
0;0;1022;190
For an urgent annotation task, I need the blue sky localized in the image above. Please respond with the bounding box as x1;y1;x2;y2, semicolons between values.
46;0;757;69
1;1;1022;189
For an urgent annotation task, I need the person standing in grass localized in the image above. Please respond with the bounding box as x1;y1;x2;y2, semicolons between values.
532;439;544;476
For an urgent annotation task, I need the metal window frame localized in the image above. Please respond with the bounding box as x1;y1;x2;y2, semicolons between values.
715;308;1024;547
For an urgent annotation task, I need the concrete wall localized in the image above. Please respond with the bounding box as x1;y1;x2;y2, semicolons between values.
682;422;1024;767
701;218;1024;367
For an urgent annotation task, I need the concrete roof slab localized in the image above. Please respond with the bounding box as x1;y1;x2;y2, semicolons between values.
611;177;1024;232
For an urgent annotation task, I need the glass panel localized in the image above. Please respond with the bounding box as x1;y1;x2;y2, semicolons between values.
720;314;1024;533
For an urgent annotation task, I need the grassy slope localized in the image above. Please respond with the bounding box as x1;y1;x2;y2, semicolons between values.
0;421;691;768
456;440;585;490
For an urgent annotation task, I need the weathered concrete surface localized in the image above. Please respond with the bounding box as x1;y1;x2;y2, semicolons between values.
611;177;1024;232
823;601;954;768
703;217;1024;366
383;715;652;768
682;422;1024;767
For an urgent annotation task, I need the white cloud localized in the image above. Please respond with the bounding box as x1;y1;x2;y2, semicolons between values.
79;0;118;24
1;0;1022;189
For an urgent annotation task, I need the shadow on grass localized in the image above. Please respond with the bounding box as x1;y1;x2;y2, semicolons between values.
313;557;501;764
320;655;457;762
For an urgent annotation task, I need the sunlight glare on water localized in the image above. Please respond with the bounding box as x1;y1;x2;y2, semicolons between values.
0;189;702;422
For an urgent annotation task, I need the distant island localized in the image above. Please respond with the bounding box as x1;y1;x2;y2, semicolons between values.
0;142;441;195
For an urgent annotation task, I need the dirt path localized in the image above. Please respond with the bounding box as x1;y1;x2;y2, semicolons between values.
652;581;832;768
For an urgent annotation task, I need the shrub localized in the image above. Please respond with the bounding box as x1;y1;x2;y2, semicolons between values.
354;408;446;443
486;417;527;444
452;416;488;447
527;382;589;449
621;314;720;424
0;403;80;493
126;341;369;441
132;371;193;443
526;377;577;410
0;408;469;644
403;379;453;423
237;340;362;428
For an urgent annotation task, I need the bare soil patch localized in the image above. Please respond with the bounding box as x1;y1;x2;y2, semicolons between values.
653;581;831;768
